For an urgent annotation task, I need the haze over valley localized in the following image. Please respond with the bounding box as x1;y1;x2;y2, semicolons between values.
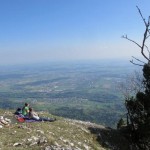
0;60;139;128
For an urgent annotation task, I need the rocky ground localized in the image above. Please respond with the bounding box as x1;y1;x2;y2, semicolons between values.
0;109;130;150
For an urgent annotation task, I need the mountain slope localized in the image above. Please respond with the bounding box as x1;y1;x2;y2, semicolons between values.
0;109;130;150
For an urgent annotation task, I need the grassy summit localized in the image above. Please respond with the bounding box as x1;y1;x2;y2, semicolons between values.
0;109;130;150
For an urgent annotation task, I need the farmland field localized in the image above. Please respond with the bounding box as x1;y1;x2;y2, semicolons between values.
0;60;140;128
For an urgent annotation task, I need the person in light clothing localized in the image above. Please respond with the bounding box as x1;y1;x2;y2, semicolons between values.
29;108;56;122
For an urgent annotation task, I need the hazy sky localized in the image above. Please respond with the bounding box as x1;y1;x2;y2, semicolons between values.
0;0;150;65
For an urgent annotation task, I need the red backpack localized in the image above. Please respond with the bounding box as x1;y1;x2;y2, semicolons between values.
17;117;25;123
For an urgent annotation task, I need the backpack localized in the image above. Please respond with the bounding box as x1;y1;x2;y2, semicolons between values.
14;108;22;115
17;117;25;123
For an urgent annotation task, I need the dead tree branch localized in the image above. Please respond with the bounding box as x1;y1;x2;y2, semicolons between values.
130;60;144;66
122;35;141;48
122;6;150;64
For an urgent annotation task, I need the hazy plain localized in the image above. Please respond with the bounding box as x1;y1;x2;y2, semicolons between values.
0;60;140;128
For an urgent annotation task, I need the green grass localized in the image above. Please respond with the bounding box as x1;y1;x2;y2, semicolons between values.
0;109;130;150
0;110;102;150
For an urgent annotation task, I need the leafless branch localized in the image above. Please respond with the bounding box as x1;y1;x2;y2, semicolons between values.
136;6;148;27
136;6;150;61
136;6;150;34
122;35;141;48
132;56;145;64
118;71;144;99
141;27;150;61
130;60;144;66
123;7;150;63
144;45;150;59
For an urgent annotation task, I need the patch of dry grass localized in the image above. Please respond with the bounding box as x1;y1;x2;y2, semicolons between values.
0;109;129;150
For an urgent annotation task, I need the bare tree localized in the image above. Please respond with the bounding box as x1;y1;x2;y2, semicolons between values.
122;6;150;66
118;70;144;100
121;6;150;150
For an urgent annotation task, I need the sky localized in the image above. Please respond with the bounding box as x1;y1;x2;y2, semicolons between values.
0;0;150;65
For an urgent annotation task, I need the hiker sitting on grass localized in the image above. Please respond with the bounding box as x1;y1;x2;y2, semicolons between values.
29;108;56;122
22;103;29;117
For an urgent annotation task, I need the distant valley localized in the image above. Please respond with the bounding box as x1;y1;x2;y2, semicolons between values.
0;60;140;128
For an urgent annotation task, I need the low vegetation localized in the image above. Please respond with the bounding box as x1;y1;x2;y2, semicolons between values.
0;109;130;150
